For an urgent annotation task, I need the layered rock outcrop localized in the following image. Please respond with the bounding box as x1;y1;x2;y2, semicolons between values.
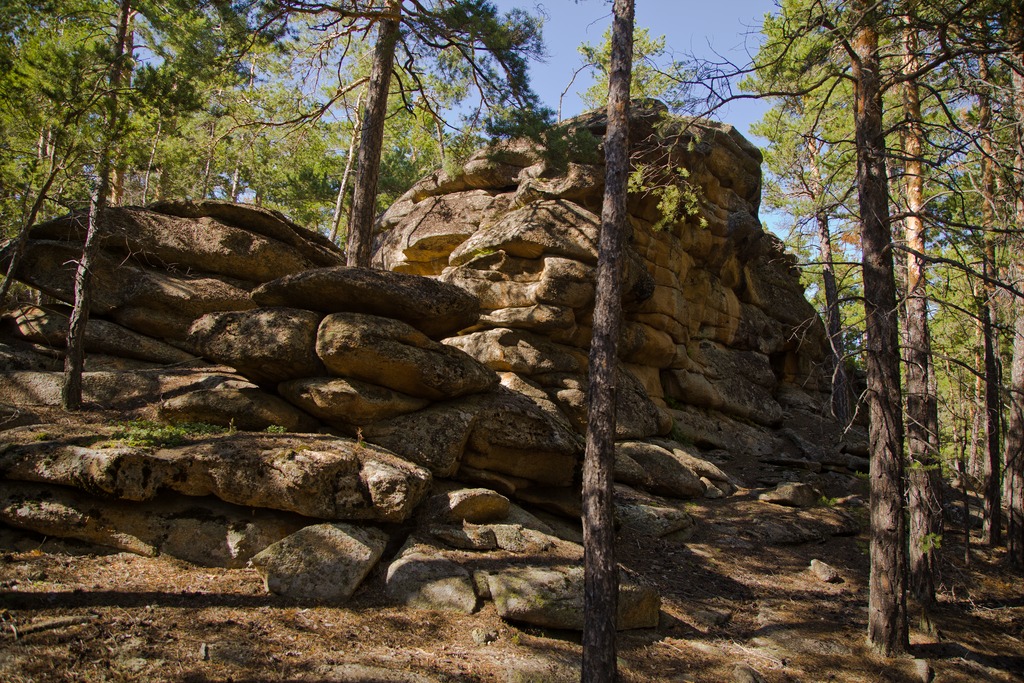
0;102;862;628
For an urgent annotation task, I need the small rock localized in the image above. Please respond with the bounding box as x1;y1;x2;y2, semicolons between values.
438;488;511;523
809;559;843;584
701;477;725;499
758;482;821;508
385;544;479;613
914;658;934;683
732;663;767;683
690;607;732;628
471;628;498;645
250;523;388;602
429;524;498;551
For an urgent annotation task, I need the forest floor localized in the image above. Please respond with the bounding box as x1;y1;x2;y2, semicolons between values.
0;414;1022;682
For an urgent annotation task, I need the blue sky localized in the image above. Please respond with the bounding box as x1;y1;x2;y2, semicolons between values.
492;0;775;142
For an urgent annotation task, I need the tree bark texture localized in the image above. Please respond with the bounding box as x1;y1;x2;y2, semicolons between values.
978;53;1003;547
582;0;633;680
851;8;908;656
331;90;365;245
63;0;133;410
346;0;401;268
1006;9;1024;567
807;137;850;424
900;22;941;610
1004;309;1024;567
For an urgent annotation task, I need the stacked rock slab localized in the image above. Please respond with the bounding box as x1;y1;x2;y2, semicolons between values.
0;102;860;626
374;100;844;469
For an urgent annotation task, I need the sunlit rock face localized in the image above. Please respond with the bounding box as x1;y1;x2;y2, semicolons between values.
374;99;830;434
0;102;862;616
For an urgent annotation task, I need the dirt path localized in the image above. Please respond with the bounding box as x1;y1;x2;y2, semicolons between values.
1;485;1021;683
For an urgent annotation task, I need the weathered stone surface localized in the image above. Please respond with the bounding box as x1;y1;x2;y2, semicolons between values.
0;240;256;341
616;499;696;540
0;340;62;372
2;305;197;365
486;565;659;630
374;191;504;274
538;366;668;440
663;341;782;426
31;206;324;283
441;253;595;310
427;488;511;524
159;386;320;433
0;371;161;408
250;523;388;602
148;199;343;268
278;376;429;427
0;428;430;523
188;308;325;385
445;328;588;375
252;267;480;339
385;542;479;613
449;200;599;266
758;482;821;508
316;313;497;400
359;401;478;477
461;388;583;487
615;441;706;499
0;481;305;567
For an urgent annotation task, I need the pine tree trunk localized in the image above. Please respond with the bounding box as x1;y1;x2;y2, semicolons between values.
978;53;1003;547
331;91;365;245
63;0;132;409
346;1;401;268
851;5;908;656
900;21;941;613
1005;9;1024;567
807;138;850;424
1005;308;1024;567
581;1;633;680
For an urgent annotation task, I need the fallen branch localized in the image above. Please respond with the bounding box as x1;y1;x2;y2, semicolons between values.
8;614;98;640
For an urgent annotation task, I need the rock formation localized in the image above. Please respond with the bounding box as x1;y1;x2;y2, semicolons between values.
0;101;863;630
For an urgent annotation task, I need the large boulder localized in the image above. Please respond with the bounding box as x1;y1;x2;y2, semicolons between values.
0;481;306;568
278;376;429;428
1;305;197;365
30;206;326;283
0;240;255;341
316;312;497;400
147;199;343;268
0;427;431;523
252;267;480;339
486;565;660;630
250;523;388;602
188;308;325;385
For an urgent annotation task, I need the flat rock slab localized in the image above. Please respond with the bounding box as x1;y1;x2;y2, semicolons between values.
758;482;821;508
31;206;326;283
251;523;388;602
278;376;429;427
159;386;320;433
252;267;480;339
2;305;197;365
385;542;479;613
317;312;498;401
0;481;305;567
0;427;431;523
486;564;660;631
189;308;326;385
148;199;343;268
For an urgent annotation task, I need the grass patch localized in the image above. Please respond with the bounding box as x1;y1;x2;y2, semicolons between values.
109;420;226;448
